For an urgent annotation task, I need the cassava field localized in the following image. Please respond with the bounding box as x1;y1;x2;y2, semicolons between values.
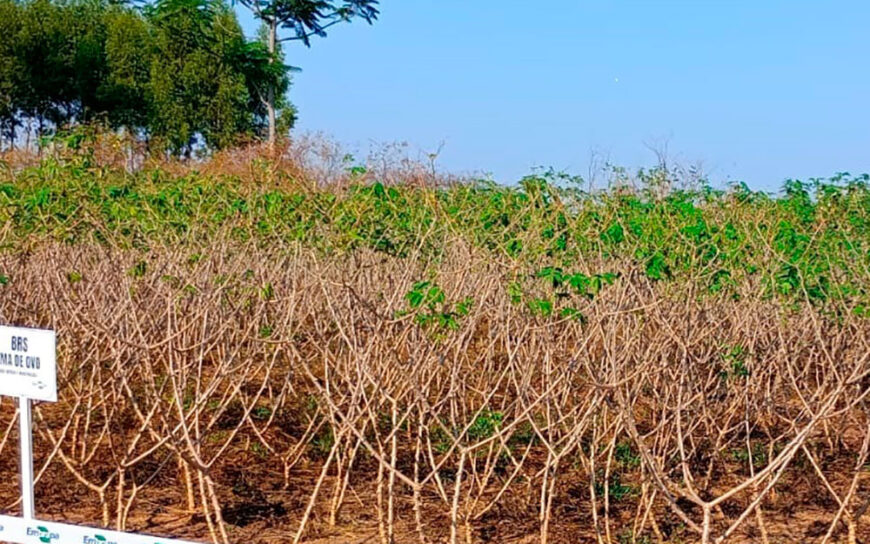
0;139;869;544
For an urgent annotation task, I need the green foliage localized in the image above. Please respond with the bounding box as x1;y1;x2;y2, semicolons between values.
535;267;617;298
644;251;670;281
429;422;453;454
309;424;334;459
428;408;505;453
506;281;523;304
231;0;378;143
403;280;473;332
128;260;147;278
730;442;768;467
0;0;293;152
528;298;552;317
250;441;269;458
466;409;504;442
720;345;750;380
618;530;652;544
526;267;615;320
236;0;379;47
405;280;444;310
1;161;869;318
614;440;641;469
594;471;636;502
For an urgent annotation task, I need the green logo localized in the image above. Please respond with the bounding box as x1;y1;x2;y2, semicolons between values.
26;526;59;543
84;535;117;544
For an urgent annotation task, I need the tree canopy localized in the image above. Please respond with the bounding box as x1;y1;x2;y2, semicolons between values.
233;0;378;147
0;0;294;154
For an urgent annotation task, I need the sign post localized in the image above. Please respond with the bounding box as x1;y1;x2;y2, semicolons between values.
19;396;34;521
0;325;207;544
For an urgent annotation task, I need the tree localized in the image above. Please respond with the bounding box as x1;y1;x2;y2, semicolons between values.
5;0;120;141
233;0;379;149
102;5;153;132
0;0;286;154
234;24;294;143
147;0;262;154
0;0;23;146
14;0;76;134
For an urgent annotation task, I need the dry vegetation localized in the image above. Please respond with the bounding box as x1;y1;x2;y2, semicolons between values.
0;137;868;543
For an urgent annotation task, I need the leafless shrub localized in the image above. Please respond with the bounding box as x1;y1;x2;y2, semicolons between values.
0;235;867;543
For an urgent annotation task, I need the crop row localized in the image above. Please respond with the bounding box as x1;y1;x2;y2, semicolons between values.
1;155;869;318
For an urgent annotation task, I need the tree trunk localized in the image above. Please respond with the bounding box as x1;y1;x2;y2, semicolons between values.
266;19;277;152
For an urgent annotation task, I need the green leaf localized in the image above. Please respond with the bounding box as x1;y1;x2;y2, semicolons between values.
568;273;589;295
536;266;565;288
128;260;147;278
602;222;625;244
405;281;431;308
559;307;585;322
406;290;424;308
456;297;474;317
507;281;523;305
426;285;445;306
528;298;553;317
644;252;670;281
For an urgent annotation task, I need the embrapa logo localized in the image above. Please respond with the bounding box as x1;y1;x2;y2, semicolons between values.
83;534;118;544
26;526;59;543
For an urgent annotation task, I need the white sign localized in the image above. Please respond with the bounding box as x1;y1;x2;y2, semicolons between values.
0;326;57;402
0;515;204;544
0;325;206;544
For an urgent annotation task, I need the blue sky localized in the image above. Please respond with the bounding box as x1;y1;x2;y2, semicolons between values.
237;1;870;190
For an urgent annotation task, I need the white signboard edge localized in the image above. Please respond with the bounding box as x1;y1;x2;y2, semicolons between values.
0;514;205;544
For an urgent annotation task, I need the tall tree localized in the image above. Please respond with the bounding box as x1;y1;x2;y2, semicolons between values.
147;0;249;153
7;0;122;139
233;24;294;143
0;0;23;146
15;0;74;132
233;0;379;149
0;0;286;153
102;5;153;132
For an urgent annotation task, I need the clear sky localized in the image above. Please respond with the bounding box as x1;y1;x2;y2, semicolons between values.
237;1;870;190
